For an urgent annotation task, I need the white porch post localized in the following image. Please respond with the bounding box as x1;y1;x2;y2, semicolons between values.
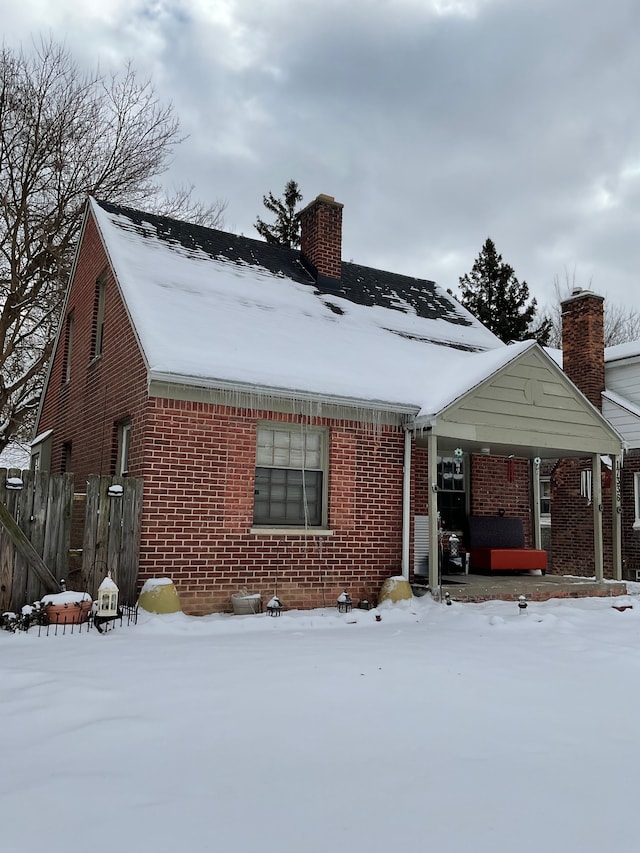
592;454;603;582
427;430;440;593
532;459;542;550
612;454;622;581
401;428;412;580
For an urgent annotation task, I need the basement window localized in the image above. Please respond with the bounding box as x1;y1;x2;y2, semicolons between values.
253;424;327;527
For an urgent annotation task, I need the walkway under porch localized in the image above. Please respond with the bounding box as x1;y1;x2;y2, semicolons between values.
413;571;627;603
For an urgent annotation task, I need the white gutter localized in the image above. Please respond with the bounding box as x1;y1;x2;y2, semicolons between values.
148;371;421;417
401;428;412;579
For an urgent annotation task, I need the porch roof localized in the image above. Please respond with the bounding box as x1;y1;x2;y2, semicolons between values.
412;341;623;459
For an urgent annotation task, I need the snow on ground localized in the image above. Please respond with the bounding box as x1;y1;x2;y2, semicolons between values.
2;593;640;853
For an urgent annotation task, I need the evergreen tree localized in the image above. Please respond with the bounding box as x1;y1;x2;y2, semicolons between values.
457;238;550;344
255;179;303;248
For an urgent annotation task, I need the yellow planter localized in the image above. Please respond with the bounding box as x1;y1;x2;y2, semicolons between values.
378;576;413;604
138;578;181;614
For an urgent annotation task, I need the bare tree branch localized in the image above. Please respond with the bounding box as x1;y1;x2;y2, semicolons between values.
541;270;640;349
0;37;226;452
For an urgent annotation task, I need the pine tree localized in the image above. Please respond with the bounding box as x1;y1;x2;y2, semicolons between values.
255;179;303;248
457;238;550;344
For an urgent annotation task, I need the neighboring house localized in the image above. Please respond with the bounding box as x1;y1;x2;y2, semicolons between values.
33;195;623;613
549;293;640;581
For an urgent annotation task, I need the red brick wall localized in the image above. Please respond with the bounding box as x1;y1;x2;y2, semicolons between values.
551;458;615;577
470;454;533;543
37;213;148;478
139;400;406;614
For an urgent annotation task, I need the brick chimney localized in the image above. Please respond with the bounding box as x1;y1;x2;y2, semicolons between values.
561;289;605;410
299;194;343;286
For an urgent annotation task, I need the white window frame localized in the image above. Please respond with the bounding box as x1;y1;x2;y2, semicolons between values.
253;423;328;528
116;422;131;476
539;477;551;527
93;273;106;359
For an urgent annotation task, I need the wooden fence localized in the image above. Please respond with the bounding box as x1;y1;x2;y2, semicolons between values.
0;469;143;611
82;475;144;606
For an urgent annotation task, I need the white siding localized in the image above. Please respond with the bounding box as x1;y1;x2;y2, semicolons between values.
606;361;640;409
602;398;640;448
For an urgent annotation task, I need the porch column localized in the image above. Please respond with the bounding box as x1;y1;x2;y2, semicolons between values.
401;429;412;580
592;454;603;582
531;458;542;550
612;454;622;581
427;430;440;593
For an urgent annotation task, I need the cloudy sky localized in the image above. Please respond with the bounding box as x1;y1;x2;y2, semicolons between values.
3;0;640;314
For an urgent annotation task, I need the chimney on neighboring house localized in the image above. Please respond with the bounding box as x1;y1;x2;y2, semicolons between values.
299;194;343;287
561;289;605;410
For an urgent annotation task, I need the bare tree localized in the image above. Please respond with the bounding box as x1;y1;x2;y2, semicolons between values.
0;38;225;453
542;270;640;349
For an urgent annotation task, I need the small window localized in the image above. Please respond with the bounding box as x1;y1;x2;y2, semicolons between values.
92;272;106;359
253;425;326;527
116;422;131;476
634;473;640;530
63;311;74;383
61;442;72;474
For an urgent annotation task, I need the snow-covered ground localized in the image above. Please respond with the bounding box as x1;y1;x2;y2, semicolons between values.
2;592;640;853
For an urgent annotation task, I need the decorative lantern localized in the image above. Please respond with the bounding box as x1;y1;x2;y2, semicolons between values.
448;532;460;559
266;596;283;616
97;570;119;619
337;591;352;613
518;595;528;614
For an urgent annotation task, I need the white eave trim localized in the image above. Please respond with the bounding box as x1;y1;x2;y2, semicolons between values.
147;371;422;417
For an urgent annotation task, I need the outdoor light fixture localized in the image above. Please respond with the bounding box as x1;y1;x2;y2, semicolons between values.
337;591;352;613
518;595;528;614
266;596;283;617
448;532;460;559
108;484;124;498
5;477;23;490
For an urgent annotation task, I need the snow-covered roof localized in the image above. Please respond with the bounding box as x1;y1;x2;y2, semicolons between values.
605;340;640;363
90;199;512;417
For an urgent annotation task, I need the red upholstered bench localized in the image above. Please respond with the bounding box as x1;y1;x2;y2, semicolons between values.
468;516;547;573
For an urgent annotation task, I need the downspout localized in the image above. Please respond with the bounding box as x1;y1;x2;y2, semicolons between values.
401;427;412;580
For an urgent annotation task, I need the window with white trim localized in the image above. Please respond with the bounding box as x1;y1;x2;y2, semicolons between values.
116;421;131;476
254;425;326;527
540;477;551;525
92;272;106;359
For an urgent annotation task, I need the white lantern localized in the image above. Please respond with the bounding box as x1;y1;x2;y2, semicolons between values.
97;570;119;618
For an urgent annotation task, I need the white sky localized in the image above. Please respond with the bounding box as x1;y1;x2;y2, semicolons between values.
3;0;640;315
3;591;640;853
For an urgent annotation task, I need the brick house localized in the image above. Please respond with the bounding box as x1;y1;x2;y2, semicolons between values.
551;290;640;581
33;195;623;613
